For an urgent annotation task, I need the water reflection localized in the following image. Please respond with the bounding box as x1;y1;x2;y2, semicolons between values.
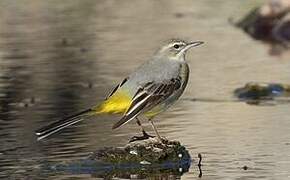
44;158;191;179
0;0;290;179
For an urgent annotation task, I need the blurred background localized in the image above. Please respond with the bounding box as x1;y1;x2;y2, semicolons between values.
1;0;290;179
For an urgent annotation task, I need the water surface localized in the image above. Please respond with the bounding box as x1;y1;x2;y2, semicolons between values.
1;0;290;179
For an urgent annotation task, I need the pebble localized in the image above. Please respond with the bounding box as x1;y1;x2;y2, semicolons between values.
140;160;151;165
243;165;248;170
129;150;138;155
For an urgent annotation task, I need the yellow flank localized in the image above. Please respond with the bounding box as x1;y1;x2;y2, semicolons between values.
144;107;163;118
95;90;132;114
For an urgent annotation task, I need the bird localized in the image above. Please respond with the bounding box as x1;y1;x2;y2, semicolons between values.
35;39;204;142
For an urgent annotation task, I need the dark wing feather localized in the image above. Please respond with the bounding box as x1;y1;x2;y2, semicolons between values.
105;77;128;100
35;108;92;140
112;77;182;129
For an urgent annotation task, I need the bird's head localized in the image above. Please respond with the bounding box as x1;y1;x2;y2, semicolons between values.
157;39;204;60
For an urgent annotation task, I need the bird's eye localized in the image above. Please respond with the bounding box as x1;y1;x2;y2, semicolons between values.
173;44;180;49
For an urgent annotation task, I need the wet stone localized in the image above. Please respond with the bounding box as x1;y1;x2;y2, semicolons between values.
89;137;190;164
243;165;248;170
232;0;290;54
48;137;191;178
234;82;290;104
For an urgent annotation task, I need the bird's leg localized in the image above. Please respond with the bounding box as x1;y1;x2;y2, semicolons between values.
148;118;163;143
136;118;153;137
129;117;154;143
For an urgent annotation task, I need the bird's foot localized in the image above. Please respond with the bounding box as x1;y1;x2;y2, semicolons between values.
129;130;155;143
156;136;168;144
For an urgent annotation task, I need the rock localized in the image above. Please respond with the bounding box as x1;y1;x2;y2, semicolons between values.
232;0;290;54
272;13;290;44
243;165;249;170
46;137;191;178
234;7;273;41
260;0;290;17
234;82;290;104
89;137;190;164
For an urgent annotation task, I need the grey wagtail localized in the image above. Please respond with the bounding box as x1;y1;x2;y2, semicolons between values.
35;39;204;141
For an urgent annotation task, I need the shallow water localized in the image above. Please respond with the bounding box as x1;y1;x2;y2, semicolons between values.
1;0;290;179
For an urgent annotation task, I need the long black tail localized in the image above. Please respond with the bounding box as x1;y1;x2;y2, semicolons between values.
35;108;93;141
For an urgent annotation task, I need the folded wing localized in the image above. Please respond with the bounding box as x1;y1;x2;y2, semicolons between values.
112;76;182;129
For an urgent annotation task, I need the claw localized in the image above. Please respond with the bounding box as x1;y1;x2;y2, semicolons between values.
142;130;155;138
129;136;145;143
129;131;155;143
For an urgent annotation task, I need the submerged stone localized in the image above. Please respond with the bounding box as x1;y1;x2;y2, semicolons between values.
234;82;290;104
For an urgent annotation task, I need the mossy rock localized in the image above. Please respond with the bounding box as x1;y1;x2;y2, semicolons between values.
47;137;191;178
89;138;190;164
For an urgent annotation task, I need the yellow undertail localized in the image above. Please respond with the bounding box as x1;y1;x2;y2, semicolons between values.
94;90;162;118
94;91;132;114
